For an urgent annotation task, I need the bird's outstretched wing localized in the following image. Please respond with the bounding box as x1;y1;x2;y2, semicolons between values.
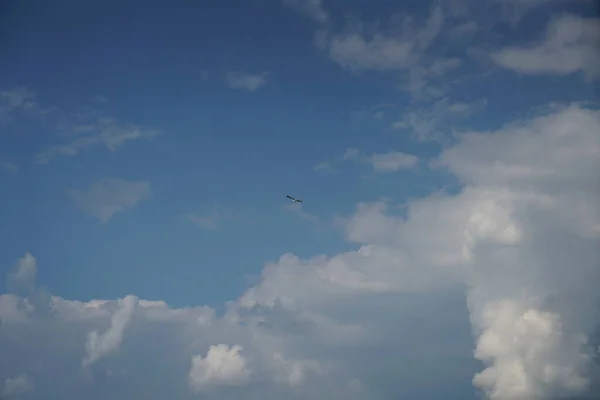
286;195;296;201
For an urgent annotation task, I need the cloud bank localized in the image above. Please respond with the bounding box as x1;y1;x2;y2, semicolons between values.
1;102;598;399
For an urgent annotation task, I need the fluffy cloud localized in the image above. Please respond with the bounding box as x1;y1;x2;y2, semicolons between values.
188;344;251;391
226;72;268;91
68;178;152;222
491;14;600;80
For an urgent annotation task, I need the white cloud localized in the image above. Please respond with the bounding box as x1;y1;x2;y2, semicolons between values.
282;0;328;23
2;374;34;397
491;14;600;80
226;71;268;91
188;344;251;391
68;178;152;222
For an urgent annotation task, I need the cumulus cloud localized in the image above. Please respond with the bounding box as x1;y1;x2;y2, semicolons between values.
68;178;152;222
226;71;268;91
188;344;251;391
491;14;600;80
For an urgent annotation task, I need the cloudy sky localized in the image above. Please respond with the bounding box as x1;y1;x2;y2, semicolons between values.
1;0;599;399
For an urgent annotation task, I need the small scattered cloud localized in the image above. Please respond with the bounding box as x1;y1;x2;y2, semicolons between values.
68;178;152;223
226;71;268;91
2;374;34;397
490;14;600;80
282;0;328;23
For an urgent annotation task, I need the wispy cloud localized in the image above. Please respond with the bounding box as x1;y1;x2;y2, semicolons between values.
392;97;487;141
68;178;152;223
283;201;321;225
0;87;160;164
185;210;221;230
185;204;253;230
316;148;419;173
0;87;51;122
2;374;34;397
490;14;600;81
1;161;19;173
226;71;268;91
282;0;328;23
37;118;159;164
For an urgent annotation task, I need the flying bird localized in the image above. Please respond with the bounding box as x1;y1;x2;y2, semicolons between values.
286;195;303;203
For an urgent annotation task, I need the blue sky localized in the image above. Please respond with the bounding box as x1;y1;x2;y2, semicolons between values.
1;0;599;399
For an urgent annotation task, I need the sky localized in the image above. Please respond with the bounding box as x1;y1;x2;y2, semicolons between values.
0;0;599;399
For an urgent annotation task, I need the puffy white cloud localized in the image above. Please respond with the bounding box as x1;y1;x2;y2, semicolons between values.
491;14;600;80
188;344;251;391
1;103;599;399
68;178;152;222
226;71;268;91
